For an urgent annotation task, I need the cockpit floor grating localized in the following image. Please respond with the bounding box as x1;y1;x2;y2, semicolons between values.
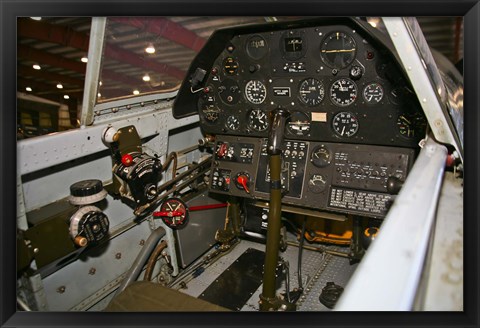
177;237;358;311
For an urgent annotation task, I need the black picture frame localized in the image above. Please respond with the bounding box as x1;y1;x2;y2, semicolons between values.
2;0;479;327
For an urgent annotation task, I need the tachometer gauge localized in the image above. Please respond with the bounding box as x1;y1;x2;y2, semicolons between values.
332;111;359;137
287;111;311;136
247;109;269;131
298;78;325;106
226;115;240;131
320;32;357;69
397;113;427;139
363;83;384;104
245;80;267;105
330;78;357;106
223;57;239;75
308;174;328;194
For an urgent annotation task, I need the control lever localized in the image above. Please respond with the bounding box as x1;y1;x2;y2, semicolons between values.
260;108;296;311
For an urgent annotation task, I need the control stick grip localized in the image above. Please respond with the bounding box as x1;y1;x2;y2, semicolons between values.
267;108;288;155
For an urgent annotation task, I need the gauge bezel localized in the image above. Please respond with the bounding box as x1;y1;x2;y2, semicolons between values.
225;115;241;131
245;34;268;60
363;82;384;104
247;109;269;131
330;78;358;107
332;111;359;137
286;111;311;136
320;31;357;69
298;78;325;106
310;144;332;168
280;30;307;61
245;80;267;105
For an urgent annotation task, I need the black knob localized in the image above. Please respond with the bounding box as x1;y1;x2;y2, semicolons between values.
70;179;104;197
249;64;260;73
386;176;404;194
349;65;363;80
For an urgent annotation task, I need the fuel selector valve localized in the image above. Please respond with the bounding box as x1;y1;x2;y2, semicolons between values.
68;180;110;247
235;172;251;194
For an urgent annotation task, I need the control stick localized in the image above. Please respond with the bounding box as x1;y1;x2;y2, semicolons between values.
260;108;295;311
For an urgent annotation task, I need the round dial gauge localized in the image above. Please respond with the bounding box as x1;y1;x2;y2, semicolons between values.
363;83;384;104
287;111;311;136
330;78;357;106
245;80;267;104
246;35;268;60
156;198;189;229
332;112;359;137
223;57;239;75
397;113;427;139
247;109;269;131
310;145;332;168
308;174;328;194
298;78;325;106
320;32;357;69
226;115;240;131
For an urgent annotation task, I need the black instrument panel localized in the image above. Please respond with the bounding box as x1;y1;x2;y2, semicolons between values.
173;18;428;218
195;22;427;147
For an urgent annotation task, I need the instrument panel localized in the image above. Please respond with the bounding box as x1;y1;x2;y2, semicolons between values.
174;18;429;218
196;22;427;147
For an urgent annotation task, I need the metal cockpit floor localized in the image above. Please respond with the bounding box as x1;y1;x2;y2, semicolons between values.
173;237;358;311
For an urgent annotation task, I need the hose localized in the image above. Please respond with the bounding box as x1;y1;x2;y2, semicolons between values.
144;240;168;282
162;152;178;178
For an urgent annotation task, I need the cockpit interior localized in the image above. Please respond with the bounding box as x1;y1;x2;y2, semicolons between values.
14;16;465;316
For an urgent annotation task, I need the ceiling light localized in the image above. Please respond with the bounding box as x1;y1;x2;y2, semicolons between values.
97;93;101;97
81;56;88;63
30;17;42;21
145;43;155;54
26;87;32;92
99;81;102;86
33;64;41;70
57;83;63;89
133;90;140;95
64;95;70;99
142;74;151;82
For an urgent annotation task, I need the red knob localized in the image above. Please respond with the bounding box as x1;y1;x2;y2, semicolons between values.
121;154;134;166
236;175;250;193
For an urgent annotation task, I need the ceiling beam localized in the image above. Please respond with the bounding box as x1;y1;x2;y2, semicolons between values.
18;65;85;87
18;44;142;89
18;18;186;80
109;17;207;52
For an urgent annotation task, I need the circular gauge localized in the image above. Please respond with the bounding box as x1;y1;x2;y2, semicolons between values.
330;78;357;106
320;31;357;69
287;111;311;136
280;31;307;61
308;174;328;194
156;198;189;229
201;104;220;123
298;78;325;106
226;115;240;131
363;83;384;104
397;113;427;139
223;57;239;75
310;144;332;168
247;109;269;131
218;79;241;105
245;80;267;105
246;35;268;60
332;112;359;137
